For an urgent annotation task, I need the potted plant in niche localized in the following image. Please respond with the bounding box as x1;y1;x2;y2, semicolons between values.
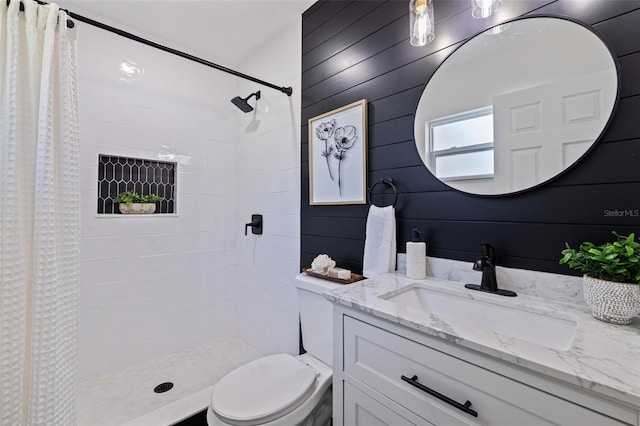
560;232;640;324
112;190;163;215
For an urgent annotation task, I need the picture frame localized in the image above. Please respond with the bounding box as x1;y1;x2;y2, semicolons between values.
308;99;368;205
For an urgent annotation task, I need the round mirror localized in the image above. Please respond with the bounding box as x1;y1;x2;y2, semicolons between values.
414;16;618;195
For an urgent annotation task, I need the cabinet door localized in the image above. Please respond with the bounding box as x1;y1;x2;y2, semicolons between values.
343;380;432;426
343;316;628;426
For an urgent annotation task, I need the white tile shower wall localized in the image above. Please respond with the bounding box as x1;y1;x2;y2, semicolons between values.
233;20;302;356
76;24;238;381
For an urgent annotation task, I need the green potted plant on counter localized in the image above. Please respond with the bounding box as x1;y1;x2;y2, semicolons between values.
112;191;163;215
560;232;640;325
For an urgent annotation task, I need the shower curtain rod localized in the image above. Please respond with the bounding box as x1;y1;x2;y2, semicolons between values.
11;0;294;96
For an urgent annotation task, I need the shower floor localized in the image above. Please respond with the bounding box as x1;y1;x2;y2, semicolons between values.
76;336;263;426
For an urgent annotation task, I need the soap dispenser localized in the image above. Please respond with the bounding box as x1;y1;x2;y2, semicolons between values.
406;228;426;279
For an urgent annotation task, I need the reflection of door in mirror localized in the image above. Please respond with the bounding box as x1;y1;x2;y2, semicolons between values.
493;70;616;193
413;16;618;196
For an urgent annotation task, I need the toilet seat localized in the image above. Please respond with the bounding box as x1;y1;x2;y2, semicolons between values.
211;354;317;426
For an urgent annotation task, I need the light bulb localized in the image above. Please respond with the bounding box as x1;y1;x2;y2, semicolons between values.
413;13;428;45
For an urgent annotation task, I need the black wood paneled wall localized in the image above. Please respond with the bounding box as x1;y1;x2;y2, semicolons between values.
301;0;640;276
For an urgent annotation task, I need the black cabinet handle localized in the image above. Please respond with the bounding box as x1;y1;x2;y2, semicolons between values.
401;375;478;418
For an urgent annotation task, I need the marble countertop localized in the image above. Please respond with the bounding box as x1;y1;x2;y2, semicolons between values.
312;272;640;409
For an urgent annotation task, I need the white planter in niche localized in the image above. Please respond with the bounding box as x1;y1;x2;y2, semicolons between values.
118;203;156;215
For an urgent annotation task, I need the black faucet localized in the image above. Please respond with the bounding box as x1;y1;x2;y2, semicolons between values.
465;243;517;297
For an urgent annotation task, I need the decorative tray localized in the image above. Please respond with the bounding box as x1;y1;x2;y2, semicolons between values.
302;268;365;284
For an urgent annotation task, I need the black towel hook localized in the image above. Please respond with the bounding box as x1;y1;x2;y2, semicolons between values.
368;176;397;207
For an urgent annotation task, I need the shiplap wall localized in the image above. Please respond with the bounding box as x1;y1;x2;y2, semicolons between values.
301;0;640;275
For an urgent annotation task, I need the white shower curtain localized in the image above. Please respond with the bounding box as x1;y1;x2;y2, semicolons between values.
0;0;79;424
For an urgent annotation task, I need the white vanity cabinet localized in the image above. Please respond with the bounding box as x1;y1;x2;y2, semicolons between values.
332;306;638;426
343;380;431;426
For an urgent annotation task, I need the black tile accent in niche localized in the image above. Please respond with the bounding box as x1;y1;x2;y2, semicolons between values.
97;155;176;214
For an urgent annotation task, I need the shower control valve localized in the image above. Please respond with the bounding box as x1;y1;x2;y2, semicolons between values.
245;214;263;236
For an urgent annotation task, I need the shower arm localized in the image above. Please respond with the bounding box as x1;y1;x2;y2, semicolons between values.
9;0;294;97
245;92;261;102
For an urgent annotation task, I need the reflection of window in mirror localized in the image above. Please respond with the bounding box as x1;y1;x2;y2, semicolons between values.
427;106;494;181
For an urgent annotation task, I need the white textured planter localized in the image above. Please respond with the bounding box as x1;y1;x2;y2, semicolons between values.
118;203;156;215
583;275;640;325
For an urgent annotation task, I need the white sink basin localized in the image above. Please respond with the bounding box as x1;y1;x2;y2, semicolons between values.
379;284;577;351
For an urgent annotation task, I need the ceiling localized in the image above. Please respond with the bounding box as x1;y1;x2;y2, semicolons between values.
56;0;316;67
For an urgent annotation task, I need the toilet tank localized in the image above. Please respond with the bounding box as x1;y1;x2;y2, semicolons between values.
295;276;341;366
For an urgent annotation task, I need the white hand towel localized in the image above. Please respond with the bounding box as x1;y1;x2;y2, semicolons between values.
363;205;396;277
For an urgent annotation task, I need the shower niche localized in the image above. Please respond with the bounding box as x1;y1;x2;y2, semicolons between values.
97;155;176;214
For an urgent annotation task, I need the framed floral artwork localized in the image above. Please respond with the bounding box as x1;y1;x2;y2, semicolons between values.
308;99;368;205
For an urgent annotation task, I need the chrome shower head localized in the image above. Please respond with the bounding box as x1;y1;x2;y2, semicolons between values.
231;90;261;113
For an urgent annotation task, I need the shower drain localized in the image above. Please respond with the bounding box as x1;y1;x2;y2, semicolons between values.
153;382;174;393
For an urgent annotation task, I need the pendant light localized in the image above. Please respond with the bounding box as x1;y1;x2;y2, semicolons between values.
409;0;434;46
471;0;503;18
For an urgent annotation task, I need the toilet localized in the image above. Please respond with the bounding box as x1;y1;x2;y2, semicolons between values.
207;277;339;426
